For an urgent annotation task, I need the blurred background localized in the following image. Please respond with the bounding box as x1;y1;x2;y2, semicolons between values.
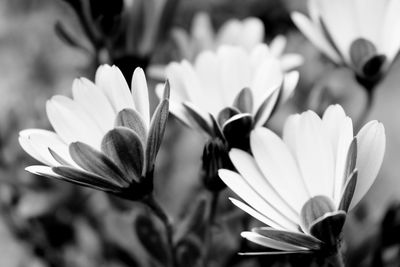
1;0;400;266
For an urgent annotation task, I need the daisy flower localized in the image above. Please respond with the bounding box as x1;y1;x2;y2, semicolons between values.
148;14;303;80
218;105;385;254
19;65;170;201
158;44;299;150
291;0;400;88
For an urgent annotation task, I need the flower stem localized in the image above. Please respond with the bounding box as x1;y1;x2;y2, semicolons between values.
326;250;345;267
204;192;220;267
143;195;175;267
355;89;374;131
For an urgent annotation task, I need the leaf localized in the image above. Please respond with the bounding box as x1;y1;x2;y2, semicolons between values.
135;214;169;264
101;127;144;183
115;108;147;145
146;99;169;172
69;142;128;186
54;21;90;53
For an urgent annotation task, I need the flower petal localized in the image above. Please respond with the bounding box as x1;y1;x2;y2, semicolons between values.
250;128;309;213
339;169;358;212
350;121;385;210
101;127;144;182
252;227;323;250
241;232;309;251
218;169;298;231
131;68;150;128
146;99;169;172
115;109;147;145
69;142;128;186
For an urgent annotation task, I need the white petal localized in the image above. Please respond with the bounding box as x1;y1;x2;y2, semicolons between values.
350;121;385;210
26;165;62;178
279;54;304;72
46;96;103;148
19;131;53;166
269;35;287;57
20;129;77;167
283;113;301;156
240;17;265;51
280;71;299;105
229;150;300;228
291;12;341;64
380;0;400;64
131;68;150;128
354;0;386;44
251;58;283;109
230;198;285;230
191;12;215;52
95;65;135;113
241;232;309;251
251;128;309;213
218;169;299;231
317;0;358;63
72;78;115;133
294;110;335;197
217;46;251;105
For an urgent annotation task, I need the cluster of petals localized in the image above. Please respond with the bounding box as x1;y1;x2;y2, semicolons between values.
149;14;303;80
219;105;385;252
19;65;169;200
292;0;400;79
158;44;300;146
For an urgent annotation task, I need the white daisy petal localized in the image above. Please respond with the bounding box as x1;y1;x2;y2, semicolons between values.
131;68;150;128
251;128;309;213
350;121;385;210
241;232;309;251
218;169;299;231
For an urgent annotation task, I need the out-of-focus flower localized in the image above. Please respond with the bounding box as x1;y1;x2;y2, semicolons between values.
148;14;303;80
56;0;179;78
19;65;170;201
158;44;299;150
291;0;400;90
219;105;385;254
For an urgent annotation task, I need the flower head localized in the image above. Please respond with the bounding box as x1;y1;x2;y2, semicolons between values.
218;105;385;253
292;0;400;87
158;44;299;150
19;65;170;201
172;13;303;68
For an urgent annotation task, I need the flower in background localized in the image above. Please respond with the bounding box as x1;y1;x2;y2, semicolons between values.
291;0;400;90
219;105;385;255
148;14;303;80
56;0;179;79
19;65;170;201
158;44;299;151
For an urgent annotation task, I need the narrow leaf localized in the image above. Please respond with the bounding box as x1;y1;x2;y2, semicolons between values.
183;102;214;136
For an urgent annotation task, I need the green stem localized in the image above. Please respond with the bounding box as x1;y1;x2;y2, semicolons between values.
204;192;220;267
355;89;374;131
144;195;175;267
326;251;345;267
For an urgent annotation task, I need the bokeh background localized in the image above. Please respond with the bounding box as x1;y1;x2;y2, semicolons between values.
1;0;400;266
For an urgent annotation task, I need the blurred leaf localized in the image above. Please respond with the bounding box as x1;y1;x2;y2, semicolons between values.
135;213;169;264
175;234;203;267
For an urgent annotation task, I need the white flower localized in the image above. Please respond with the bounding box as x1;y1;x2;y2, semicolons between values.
292;0;400;81
19;65;170;200
218;104;385;252
148;14;303;80
157;44;299;149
